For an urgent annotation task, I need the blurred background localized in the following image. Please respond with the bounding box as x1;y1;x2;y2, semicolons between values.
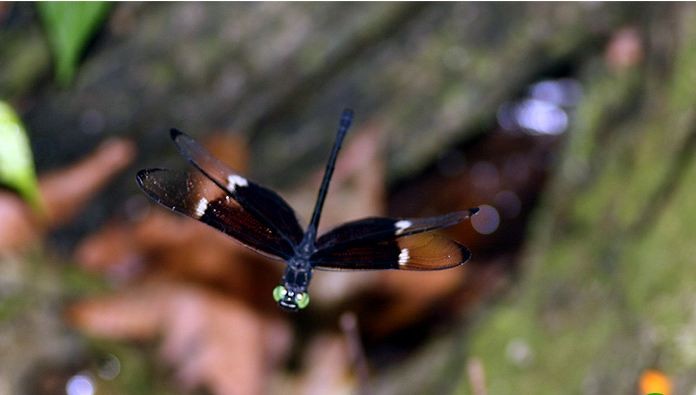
0;2;693;395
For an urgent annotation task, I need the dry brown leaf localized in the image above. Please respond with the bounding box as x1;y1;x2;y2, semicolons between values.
159;285;291;395
40;138;135;227
0;191;40;251
0;138;135;252
67;279;167;340
368;269;466;335
68;279;291;395
75;207;282;308
296;334;353;395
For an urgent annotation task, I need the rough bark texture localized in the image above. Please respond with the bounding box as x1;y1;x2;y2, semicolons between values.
372;4;696;395
2;2;630;248
3;3;622;181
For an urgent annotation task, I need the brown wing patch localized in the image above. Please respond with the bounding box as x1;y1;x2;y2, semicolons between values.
395;233;470;270
311;232;471;271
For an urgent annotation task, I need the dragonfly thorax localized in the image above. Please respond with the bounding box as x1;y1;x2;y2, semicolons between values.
282;259;312;290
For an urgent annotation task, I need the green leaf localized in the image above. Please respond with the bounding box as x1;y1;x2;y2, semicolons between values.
36;2;112;86
0;101;41;210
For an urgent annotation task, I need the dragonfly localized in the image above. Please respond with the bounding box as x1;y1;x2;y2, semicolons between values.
136;109;478;311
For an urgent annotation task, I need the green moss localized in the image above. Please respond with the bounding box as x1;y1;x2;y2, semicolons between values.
621;156;696;329
87;340;179;395
668;10;696;113
457;8;696;393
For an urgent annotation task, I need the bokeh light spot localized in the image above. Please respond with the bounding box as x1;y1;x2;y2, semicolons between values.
471;204;500;235
639;369;671;395
98;353;121;380
66;374;95;395
530;78;582;107
506;338;533;367
497;78;582;136
515;98;568;135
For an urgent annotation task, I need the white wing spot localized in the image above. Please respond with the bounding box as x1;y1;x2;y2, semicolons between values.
395;220;412;235
194;197;208;218
227;175;248;191
398;248;410;266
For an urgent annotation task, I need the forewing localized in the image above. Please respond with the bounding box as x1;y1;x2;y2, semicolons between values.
315;209;478;250
311;233;470;271
170;129;304;245
136;168;295;260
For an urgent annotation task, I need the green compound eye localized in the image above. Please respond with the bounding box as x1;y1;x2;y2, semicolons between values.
272;285;287;302
294;292;310;309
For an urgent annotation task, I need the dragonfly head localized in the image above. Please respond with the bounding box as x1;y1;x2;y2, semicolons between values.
273;284;310;311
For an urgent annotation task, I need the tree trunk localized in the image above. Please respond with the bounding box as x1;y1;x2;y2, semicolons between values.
374;4;696;395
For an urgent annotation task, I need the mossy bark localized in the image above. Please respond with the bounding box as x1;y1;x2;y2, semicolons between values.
474;8;696;394
375;4;696;395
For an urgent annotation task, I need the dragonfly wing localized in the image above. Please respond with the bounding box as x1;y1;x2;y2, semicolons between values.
170;129;304;246
137;168;295;260
315;209;478;250
311;232;471;271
